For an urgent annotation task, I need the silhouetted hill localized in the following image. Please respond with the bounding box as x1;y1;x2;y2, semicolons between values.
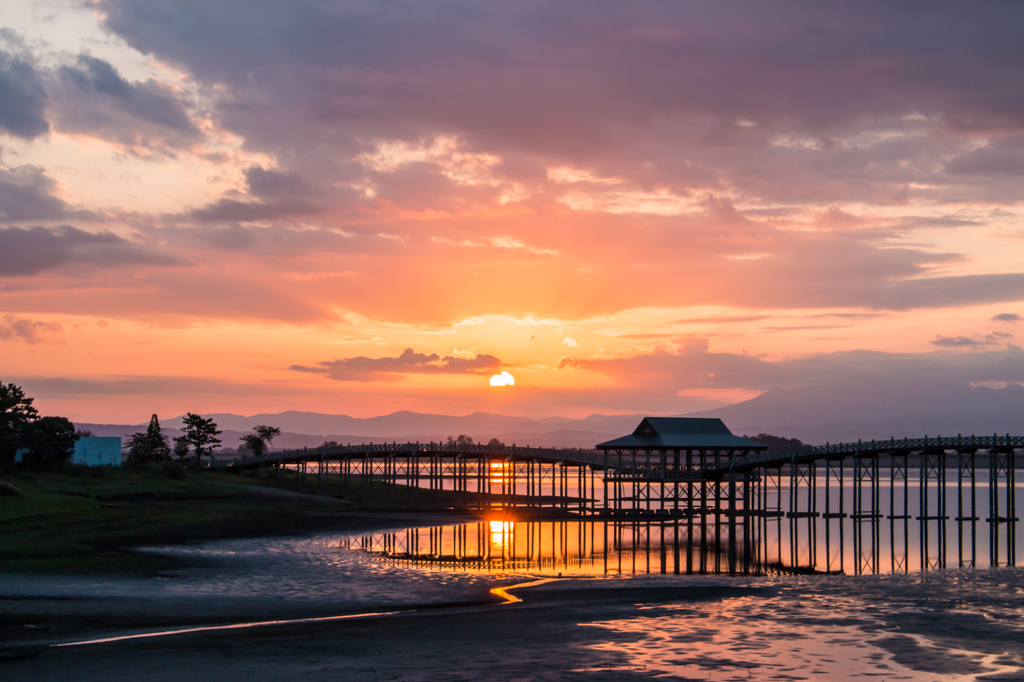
73;413;643;451
75;381;1024;452
686;382;1024;443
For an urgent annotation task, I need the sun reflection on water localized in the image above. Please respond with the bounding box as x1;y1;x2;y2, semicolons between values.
489;520;513;551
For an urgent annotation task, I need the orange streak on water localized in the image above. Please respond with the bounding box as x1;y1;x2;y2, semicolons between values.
490;577;562;604
51;610;402;648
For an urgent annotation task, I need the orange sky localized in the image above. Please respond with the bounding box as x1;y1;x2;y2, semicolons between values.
2;2;1024;423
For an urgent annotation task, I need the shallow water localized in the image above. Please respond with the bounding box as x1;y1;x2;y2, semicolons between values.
0;530;499;619
562;569;1024;680
4;525;1024;680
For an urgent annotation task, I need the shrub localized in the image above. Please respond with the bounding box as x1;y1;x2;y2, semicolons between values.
163;460;187;480
0;480;24;497
57;462;106;478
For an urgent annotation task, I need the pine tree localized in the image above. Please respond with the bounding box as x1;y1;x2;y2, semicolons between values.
0;381;39;465
180;413;221;468
239;425;280;458
172;436;191;461
145;414;170;462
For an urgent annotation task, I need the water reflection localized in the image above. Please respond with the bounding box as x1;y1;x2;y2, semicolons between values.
361;520;757;576
359;507;1017;576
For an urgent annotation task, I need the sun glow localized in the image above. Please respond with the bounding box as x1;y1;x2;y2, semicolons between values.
489;520;514;550
489;371;515;386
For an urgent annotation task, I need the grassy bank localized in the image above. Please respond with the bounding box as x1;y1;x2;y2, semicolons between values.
0;466;434;575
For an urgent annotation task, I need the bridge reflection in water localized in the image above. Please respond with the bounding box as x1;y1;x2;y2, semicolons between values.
358;500;1019;576
217;426;1019;571
358;520;753;576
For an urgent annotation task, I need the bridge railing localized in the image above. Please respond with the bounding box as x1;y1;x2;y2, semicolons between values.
708;433;1024;473
209;433;1023;475
210;441;607;470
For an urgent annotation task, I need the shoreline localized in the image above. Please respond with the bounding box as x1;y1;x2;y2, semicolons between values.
0;467;494;575
3;560;1023;679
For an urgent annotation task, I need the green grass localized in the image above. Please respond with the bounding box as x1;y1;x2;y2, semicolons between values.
0;466;353;574
0;463;524;574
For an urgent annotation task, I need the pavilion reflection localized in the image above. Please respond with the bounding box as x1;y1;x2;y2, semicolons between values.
356;506;1003;576
358;519;772;576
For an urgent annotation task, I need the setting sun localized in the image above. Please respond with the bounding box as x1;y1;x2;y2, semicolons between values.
489;371;515;387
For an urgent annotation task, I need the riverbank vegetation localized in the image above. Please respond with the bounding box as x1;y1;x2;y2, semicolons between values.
0;464;495;575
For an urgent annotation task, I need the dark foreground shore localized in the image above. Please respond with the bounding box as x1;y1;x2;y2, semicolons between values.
4;569;1024;681
1;583;765;681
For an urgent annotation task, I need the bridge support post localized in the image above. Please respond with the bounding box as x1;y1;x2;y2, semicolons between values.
886;452;909;573
727;468;737;575
743;475;752;575
919;444;948;570
851;453;876;574
956;446;977;568
824;457;847;573
699;449;708;574
988;436;1019;566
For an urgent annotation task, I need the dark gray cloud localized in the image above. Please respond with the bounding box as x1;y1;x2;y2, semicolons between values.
0;47;49;138
152;223;399;257
197;224;257;250
292;347;501;382
186;198;321;223
245;167;310;198
850;273;1024;311
945;136;1024;177
994;313;1021;323
559;346;1024;394
51;54;198;150
96;2;1024;155
931;335;985;348
0;224;183;276
0;166;74;222
72;0;1024;268
9;374;288;397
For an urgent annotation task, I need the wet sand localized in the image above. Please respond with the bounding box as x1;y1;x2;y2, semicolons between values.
1;583;758;681
4;571;1024;681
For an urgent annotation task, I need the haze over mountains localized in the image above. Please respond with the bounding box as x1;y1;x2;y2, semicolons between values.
76;382;1024;452
690;382;1024;443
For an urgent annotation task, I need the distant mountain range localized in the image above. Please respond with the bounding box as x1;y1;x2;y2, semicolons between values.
686;382;1024;443
75;382;1024;451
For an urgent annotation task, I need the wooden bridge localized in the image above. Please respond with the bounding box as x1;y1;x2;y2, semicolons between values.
211;420;1019;568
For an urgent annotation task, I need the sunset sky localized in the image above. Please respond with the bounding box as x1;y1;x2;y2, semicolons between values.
3;1;1024;423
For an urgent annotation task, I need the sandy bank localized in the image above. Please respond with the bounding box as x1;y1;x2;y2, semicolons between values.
5;569;1024;681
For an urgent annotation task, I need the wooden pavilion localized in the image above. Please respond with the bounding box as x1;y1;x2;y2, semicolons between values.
595;417;766;512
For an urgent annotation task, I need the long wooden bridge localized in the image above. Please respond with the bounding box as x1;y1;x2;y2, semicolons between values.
212;422;1019;568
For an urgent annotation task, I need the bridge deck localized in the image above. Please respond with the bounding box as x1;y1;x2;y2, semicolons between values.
212;434;1022;480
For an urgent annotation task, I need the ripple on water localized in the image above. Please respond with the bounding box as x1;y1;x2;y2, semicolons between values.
1;532;504;618
572;569;1024;680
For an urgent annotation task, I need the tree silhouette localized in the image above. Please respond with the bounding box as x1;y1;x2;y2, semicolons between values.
746;434;806;452
239;425;281;458
124;414;171;464
145;414;170;461
23;416;77;466
0;382;39;465
124;433;151;464
179;413;221;467
254;425;280;447
172;436;191;462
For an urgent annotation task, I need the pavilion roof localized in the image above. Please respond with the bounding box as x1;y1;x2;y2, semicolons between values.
596;417;768;451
